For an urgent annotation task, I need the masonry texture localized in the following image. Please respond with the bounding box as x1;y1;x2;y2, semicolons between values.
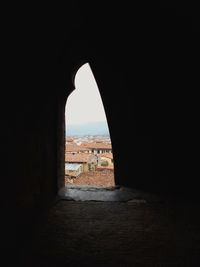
17;195;200;267
1;3;199;267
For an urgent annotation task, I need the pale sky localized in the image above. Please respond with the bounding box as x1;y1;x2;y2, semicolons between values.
65;63;107;125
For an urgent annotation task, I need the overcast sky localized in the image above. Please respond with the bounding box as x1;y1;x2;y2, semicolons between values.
65;63;107;125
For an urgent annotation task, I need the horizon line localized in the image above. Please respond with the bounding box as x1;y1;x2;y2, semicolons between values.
66;120;108;126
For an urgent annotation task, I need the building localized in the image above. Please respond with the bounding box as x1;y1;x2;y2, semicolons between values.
65;142;90;154
65;163;82;177
65;153;97;173
82;142;112;154
100;153;114;168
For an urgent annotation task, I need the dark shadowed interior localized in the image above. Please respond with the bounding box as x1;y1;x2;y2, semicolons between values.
1;3;200;266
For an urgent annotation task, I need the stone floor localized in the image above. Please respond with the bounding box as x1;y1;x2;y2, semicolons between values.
59;186;153;202
18;192;200;266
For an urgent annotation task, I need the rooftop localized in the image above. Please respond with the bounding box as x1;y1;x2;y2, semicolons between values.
65;163;82;171
66;143;88;152
65;153;95;163
100;153;113;160
82;142;112;150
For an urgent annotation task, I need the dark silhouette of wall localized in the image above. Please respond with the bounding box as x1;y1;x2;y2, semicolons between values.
1;3;199;263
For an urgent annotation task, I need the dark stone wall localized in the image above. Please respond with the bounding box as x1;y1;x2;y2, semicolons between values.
1;90;59;249
0;2;199;256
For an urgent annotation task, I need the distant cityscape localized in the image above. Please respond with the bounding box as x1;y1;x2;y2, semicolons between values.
65;133;114;187
66;121;110;136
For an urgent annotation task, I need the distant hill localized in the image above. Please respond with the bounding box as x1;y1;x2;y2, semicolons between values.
66;121;110;136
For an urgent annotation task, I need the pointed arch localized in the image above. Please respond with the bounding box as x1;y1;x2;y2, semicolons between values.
64;63;115;187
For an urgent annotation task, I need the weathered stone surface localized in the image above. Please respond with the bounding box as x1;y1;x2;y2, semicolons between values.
20;197;200;266
58;186;139;202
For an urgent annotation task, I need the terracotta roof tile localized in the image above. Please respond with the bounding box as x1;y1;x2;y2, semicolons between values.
65;153;96;163
84;142;112;150
100;153;113;160
66;143;88;152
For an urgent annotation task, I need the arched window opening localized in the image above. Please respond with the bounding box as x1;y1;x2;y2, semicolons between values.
65;63;115;188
